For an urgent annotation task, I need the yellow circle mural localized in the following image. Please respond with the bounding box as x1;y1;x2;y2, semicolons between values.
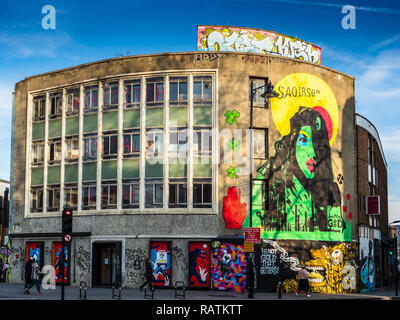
270;73;339;146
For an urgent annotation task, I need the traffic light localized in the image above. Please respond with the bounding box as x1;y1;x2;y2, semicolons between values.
62;207;73;237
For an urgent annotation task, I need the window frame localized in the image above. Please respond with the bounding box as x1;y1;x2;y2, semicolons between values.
101;181;117;209
64;184;78;209
103;81;119;110
123;130;140;158
30;187;44;213
49;92;62;118
84;85;99;111
48;139;62;164
65;135;79;162
122;179;140;209
193;76;212;105
253;128;268;159
66;88;80;114
47;185;60;212
169;76;188;106
33;96;45;121
83;135;98;161
124;79;141;108
145;179;163;208
168;179;188;208
82;182;96;210
146;77;164;107
102;132;118;159
193;179;212;208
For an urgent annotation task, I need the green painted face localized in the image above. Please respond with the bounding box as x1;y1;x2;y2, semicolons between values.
296;125;316;179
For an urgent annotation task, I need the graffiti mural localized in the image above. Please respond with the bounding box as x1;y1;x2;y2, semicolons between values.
26;242;43;267
359;226;375;292
189;242;211;288
197;26;321;64
247;73;351;242
223;187;247;229
150;241;171;287
52;242;69;284
255;240;357;293
211;241;246;292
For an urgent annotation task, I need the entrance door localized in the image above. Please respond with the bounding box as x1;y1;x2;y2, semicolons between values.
92;242;121;287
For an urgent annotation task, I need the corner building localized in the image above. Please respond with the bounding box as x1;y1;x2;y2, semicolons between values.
10;51;360;292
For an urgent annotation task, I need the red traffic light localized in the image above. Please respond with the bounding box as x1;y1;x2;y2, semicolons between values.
65;210;71;216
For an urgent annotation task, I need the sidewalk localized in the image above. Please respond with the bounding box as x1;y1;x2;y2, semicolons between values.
0;283;399;300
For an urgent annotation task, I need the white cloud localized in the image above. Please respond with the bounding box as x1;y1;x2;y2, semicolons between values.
381;130;400;163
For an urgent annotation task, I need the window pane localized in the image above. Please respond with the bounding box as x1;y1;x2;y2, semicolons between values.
179;184;187;203
92;90;98;107
122;185;130;204
110;135;118;154
132;134;140;152
83;187;89;206
193;184;202;203
145;184;153;204
123;135;131;153
109;185;117;204
179;82;187;101
111;86;118;105
155;184;163;203
133;85;140;103
169;184;177;204
156;83;164;101
146;83;154;102
102;186;108;206
132;185;139;203
103;136;109;155
203;184;212;203
90;187;96;205
104;88;110;105
193;82;202;100
203;81;212;100
169;82;178;101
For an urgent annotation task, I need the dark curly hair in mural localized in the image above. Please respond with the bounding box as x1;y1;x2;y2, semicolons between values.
257;106;344;233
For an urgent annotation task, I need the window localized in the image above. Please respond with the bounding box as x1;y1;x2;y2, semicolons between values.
103;82;119;108
83;135;97;161
122;179;139;208
48;139;62;163
30;187;43;213
123;130;140;157
146;129;164;157
256;179;269;211
66;89;80;113
250;78;268;107
102;132;118;158
84;85;98;110
193;179;212;208
169;77;188;105
32;143;44;165
64;184;78;209
146;77;164;106
253;129;268;158
33;96;45;121
47;185;60;211
124;79;141;108
193;127;212;156
193;76;212;105
82;183;96;210
169;128;188;157
145;179;163;208
169;179;187;208
65;136;79;162
50;93;62;117
101;182;117;209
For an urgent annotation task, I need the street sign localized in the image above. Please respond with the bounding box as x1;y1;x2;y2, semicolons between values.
244;242;254;253
366;195;380;215
64;234;72;242
245;227;261;244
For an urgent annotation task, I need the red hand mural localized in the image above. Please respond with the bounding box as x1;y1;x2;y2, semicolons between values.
223;187;247;229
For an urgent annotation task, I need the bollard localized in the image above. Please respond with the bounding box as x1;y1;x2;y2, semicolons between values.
277;281;282;299
112;282;122;300
174;281;186;299
144;284;154;300
79;281;87;300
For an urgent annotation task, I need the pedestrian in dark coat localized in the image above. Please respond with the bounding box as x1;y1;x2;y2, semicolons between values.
296;264;310;297
140;258;154;291
24;258;33;294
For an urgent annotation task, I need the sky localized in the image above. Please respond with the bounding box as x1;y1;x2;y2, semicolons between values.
1;0;400;221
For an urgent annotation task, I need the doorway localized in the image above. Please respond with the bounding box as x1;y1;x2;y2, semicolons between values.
92;242;121;287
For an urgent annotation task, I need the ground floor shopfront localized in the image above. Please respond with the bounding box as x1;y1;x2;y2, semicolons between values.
8;235;393;293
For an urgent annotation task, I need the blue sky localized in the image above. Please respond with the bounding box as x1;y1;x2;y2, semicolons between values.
1;0;400;220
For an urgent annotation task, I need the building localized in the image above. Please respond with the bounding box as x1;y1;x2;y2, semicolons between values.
0;179;10;245
8;26;388;293
356;113;389;291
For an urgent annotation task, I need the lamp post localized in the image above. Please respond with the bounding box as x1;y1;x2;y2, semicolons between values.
249;80;278;227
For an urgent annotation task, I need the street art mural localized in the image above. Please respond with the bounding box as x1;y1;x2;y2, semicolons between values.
223;187;247;229
246;73;351;242
210;241;246;292
189;242;211;288
52;242;69;284
255;240;357;293
150;241;171;287
359;226;375;292
197;26;321;64
26;242;43;266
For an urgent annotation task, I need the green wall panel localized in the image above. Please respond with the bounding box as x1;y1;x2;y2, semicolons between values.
32;122;45;140
169;107;187;127
122;159;140;178
48;119;61;138
82;162;97;181
31;167;43;186
103;111;118;131
64;164;78;183
169;161;187;177
123;109;140;128
47;165;60;184
193;160;212;177
102;160;117;180
146;108;164;127
66;117;79;136
193;106;212;126
83;114;98;133
145;161;163;178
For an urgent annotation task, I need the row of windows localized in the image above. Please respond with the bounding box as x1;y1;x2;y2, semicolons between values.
31;127;213;165
32;76;212;121
30;179;212;213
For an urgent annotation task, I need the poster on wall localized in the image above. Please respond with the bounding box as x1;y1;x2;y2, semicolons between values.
197;25;321;64
188;242;211;288
149;241;171;287
26;242;44;268
52;242;70;285
245;73;352;242
210;241;246;292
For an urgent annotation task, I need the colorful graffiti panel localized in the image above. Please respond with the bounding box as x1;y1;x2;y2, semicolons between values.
210;241;246;292
247;73;351;242
359;226;375;292
52;242;69;284
25;242;43;267
150;241;171;287
197;25;321;64
189;242;211;288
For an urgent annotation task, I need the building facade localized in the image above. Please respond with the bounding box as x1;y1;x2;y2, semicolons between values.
9;50;377;292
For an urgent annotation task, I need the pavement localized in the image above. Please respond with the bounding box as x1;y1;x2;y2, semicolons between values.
0;283;399;301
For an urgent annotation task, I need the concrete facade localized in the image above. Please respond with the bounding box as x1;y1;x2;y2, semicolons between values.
9;52;366;292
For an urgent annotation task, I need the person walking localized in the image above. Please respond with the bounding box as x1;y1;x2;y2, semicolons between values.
296;265;310;297
247;254;255;298
25;258;42;295
140;258;154;291
23;257;33;294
